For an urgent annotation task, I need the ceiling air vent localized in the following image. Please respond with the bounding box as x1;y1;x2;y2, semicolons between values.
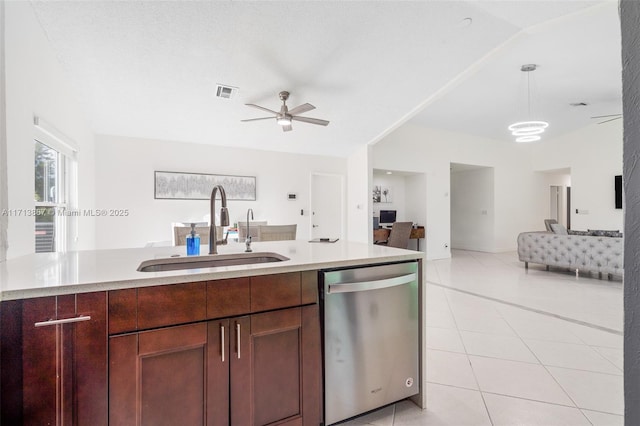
215;84;238;99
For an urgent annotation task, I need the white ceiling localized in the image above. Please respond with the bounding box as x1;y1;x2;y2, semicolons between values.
29;0;621;157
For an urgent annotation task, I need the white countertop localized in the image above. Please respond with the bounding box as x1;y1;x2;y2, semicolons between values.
0;240;424;301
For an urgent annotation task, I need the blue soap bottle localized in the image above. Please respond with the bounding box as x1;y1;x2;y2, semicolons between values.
186;223;200;256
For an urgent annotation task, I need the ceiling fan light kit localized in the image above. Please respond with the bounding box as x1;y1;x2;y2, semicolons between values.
241;91;329;132
508;64;549;143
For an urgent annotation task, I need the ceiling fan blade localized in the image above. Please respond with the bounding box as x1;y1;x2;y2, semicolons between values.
591;114;622;119
282;124;293;132
598;117;622;124
288;103;315;116
245;103;279;115
291;116;329;126
241;117;275;122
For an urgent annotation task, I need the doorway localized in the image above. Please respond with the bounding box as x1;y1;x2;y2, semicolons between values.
538;168;571;227
550;185;562;224
310;173;344;240
450;163;495;252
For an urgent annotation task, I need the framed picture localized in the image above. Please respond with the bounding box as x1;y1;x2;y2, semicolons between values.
372;185;392;203
154;171;256;200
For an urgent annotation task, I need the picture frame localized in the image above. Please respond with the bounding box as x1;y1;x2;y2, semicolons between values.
154;171;256;200
372;185;392;203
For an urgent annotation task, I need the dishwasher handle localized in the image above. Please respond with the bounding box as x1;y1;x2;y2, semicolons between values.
327;272;416;294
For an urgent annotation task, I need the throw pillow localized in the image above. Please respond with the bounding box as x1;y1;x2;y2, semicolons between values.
568;230;591;236
588;229;623;237
550;223;568;235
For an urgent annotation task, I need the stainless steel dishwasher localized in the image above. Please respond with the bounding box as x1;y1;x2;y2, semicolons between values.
321;261;419;425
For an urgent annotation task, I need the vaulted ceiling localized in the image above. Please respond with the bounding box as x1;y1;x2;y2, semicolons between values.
30;0;620;157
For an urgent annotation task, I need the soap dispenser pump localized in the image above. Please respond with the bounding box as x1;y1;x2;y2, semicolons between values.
186;223;200;256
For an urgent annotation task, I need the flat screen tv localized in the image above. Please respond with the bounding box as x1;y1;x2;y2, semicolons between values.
379;210;397;225
615;175;622;209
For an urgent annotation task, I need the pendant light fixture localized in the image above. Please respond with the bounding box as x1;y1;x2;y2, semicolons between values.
508;64;549;143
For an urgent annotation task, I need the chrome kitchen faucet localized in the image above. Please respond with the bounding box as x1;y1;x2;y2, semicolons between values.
209;185;229;255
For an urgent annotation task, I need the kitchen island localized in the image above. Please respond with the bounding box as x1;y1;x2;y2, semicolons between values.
0;240;425;425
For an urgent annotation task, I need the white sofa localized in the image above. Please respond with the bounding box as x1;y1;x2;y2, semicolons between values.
517;231;623;278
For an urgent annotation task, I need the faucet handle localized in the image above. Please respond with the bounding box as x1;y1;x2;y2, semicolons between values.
216;231;229;245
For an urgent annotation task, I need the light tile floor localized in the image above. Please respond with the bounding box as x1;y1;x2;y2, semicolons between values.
338;250;623;426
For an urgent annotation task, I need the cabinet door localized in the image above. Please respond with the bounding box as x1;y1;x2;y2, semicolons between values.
0;292;107;426
231;306;321;426
208;319;231;426
109;321;227;426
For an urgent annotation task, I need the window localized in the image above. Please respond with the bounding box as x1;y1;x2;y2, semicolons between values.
34;140;67;252
33;117;78;253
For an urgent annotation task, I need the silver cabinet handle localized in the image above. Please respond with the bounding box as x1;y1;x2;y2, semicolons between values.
327;273;416;294
236;323;241;359
221;324;225;362
34;315;91;327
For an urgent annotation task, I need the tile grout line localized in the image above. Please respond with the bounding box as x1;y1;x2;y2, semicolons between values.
495;305;592;421
425;379;623;418
427;347;624;377
441;287;495;426
427;280;622;335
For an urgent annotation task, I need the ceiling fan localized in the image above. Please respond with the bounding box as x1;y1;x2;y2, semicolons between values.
241;91;329;132
591;114;622;124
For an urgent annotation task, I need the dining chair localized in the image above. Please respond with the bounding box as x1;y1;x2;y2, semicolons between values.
257;224;297;241
237;220;268;241
173;226;220;246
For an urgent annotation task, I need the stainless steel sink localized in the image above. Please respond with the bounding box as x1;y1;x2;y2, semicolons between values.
137;252;290;272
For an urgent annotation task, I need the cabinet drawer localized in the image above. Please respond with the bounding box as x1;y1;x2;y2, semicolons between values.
138;282;207;330
207;277;250;319
109;288;137;334
251;272;301;312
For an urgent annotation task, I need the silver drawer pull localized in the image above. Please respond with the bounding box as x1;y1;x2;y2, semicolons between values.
236;323;241;359
34;315;91;327
221;325;225;362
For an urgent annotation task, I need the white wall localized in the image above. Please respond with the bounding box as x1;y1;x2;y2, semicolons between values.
373;119;622;258
94;135;347;249
451;167;495;252
404;174;427;251
531;122;623;231
347;145;371;244
5;2;96;258
373;123;539;259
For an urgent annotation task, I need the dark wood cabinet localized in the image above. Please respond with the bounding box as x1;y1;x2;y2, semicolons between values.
0;291;108;425
107;272;321;426
239;305;321;426
109;322;213;426
1;271;321;425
